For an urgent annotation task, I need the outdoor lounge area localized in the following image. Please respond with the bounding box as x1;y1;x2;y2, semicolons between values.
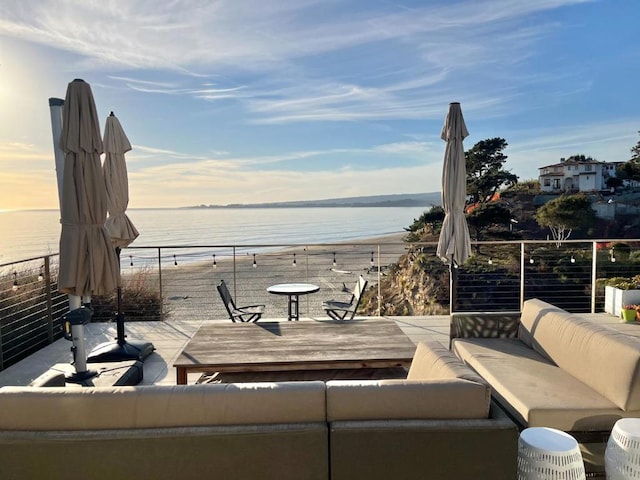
0;308;638;479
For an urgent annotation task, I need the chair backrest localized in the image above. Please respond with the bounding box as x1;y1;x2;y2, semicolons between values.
351;275;368;310
217;280;236;318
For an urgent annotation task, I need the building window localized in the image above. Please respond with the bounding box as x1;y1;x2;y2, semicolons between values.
585;164;592;172
544;178;551;186
553;179;561;189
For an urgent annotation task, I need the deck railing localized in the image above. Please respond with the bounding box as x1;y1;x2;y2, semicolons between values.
1;238;639;371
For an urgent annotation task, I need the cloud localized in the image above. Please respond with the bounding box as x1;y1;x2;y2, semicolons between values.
0;0;595;125
3;0;630;212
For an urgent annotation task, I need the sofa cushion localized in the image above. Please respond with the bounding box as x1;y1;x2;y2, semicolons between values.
452;338;640;431
519;299;640;411
0;381;327;430
518;298;566;355
407;341;487;385
326;378;490;421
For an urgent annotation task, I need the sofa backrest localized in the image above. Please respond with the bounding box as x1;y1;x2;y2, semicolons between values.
519;298;640;411
518;298;566;356
407;341;488;385
325;378;491;421
0;381;327;430
327;343;490;421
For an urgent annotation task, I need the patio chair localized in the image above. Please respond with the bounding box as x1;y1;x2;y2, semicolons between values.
322;275;368;321
217;279;265;323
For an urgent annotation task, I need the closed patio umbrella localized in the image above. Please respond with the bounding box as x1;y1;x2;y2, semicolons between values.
103;112;139;249
56;79;120;379
87;112;154;362
436;102;471;312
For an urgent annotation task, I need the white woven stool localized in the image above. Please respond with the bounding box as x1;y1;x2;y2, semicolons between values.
606;418;640;479
517;427;585;480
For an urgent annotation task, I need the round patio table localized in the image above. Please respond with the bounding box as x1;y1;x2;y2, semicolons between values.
267;283;320;321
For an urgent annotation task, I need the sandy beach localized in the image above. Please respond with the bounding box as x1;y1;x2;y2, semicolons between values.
141;232;410;321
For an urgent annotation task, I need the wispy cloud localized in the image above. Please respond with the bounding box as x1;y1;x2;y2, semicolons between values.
1;0;596;124
2;0;635;211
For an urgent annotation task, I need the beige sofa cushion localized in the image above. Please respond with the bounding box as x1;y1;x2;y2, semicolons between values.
519;299;640;411
453;338;640;431
0;381;326;430
326;378;490;421
518;298;566;354
407;341;487;385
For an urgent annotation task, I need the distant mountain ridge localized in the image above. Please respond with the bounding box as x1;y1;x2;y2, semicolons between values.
189;193;441;209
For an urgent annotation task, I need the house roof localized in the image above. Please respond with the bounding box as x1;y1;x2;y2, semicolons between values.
538;160;624;170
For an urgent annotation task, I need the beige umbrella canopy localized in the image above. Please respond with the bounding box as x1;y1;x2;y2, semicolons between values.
436;102;471;313
436;102;471;267
58;79;119;297
86;113;154;363
103;113;139;250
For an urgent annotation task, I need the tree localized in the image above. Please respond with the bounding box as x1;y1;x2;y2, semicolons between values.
561;154;596;163
606;176;623;189
631;131;640;162
466;138;518;206
535;194;596;246
504;179;540;195
405;206;445;241
466;202;513;243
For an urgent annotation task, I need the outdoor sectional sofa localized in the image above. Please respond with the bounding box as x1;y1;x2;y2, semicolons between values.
451;297;640;477
0;342;517;480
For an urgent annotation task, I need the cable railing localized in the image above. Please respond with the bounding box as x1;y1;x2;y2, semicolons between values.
1;238;639;371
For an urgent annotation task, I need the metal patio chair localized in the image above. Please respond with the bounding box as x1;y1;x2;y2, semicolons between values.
217;279;265;322
322;275;368;321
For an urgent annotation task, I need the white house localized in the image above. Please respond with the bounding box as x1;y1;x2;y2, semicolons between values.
538;160;623;193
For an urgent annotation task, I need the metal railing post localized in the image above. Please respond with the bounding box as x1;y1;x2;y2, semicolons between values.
377;244;381;316
157;247;163;321
591;241;598;313
520;242;525;310
44;256;54;343
305;246;310;315
232;247;237;300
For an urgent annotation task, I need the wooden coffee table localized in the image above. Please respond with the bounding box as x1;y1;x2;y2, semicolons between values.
173;319;416;384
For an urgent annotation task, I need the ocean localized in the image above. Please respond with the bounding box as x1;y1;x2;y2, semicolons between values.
0;207;427;266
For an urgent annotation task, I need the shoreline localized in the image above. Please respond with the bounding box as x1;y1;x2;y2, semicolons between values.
2;207;426;266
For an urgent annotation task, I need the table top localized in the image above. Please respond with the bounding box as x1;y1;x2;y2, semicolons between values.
520;427;578;451
174;319;416;373
613;418;640;437
267;283;320;295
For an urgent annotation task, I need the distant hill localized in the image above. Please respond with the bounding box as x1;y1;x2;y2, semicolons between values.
189;193;441;209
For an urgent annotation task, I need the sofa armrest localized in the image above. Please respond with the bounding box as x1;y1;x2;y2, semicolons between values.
449;311;521;348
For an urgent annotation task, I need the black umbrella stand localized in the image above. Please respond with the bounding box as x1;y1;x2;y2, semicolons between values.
449;262;458;314
87;248;155;363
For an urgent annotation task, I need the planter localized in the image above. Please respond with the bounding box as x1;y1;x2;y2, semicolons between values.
621;308;638;322
604;286;640;317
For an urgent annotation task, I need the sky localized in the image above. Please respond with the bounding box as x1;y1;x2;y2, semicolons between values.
0;0;639;210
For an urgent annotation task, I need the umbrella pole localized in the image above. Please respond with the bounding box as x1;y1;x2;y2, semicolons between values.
63;295;98;382
116;287;126;345
86;248;155;363
449;263;457;314
115;247;126;345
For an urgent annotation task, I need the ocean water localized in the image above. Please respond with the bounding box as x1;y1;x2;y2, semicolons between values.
0;207;427;266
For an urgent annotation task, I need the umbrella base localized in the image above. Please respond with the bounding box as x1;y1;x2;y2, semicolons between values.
33;361;143;387
65;369;99;384
87;340;155;363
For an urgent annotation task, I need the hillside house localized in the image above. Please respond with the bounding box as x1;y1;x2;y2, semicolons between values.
538;160;623;193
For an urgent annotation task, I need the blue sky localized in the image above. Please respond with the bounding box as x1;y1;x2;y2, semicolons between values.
1;0;638;209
